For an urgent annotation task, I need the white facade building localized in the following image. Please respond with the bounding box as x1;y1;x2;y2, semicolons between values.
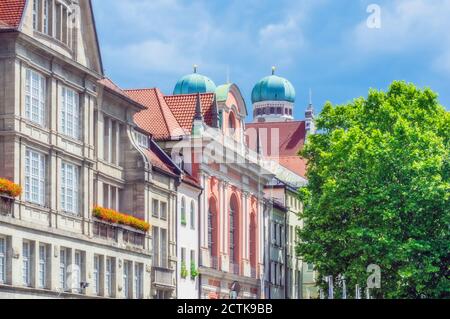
176;179;201;299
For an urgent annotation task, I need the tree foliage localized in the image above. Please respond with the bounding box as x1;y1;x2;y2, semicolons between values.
296;81;450;299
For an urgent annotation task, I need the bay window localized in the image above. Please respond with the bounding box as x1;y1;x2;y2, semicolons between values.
61;162;79;215
25;69;46;126
25;149;46;206
60;86;80;140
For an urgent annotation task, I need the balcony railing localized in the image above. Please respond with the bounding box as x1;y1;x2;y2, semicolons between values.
152;266;174;288
123;229;145;248
0;195;13;216
93;220;118;242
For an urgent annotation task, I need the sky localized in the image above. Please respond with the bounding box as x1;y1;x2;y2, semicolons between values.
91;0;450;122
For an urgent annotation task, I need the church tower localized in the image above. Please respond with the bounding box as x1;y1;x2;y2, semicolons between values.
251;67;296;123
305;89;316;135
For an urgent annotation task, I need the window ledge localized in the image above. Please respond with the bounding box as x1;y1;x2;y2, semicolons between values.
33;30;73;55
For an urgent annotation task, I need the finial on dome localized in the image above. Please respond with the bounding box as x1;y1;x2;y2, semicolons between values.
193;64;198;74
272;66;276;75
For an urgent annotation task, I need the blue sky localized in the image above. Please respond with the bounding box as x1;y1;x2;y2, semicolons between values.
92;0;450;121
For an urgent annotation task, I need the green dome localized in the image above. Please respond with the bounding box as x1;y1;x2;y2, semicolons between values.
251;72;296;104
173;68;216;95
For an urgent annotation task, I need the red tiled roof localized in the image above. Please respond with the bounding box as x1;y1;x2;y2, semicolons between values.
99;78;145;109
126;88;185;140
0;0;25;30
164;93;215;133
246;121;308;177
144;144;178;177
182;172;202;189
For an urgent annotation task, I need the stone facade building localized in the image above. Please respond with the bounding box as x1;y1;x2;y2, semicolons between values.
1;0;317;299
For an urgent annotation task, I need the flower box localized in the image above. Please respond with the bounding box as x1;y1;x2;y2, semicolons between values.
92;206;150;232
0;178;22;198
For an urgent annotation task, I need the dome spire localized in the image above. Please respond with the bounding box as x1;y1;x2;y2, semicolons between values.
193;64;198;74
272;66;276;75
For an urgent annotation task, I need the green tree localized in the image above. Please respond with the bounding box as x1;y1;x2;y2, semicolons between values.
297;81;450;299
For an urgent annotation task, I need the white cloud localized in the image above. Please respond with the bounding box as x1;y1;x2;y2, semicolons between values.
259;17;305;56
352;0;450;75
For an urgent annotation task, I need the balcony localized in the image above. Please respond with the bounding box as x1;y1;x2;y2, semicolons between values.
93;219;145;249
152;266;175;288
123;229;145;248
0;195;13;216
93;220;118;242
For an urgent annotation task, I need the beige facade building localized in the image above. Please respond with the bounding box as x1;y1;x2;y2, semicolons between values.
0;0;179;299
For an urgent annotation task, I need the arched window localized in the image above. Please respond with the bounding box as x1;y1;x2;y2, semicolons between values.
228;112;236;135
181;197;186;226
208;198;218;262
229;195;240;265
190;200;195;229
250;212;257;270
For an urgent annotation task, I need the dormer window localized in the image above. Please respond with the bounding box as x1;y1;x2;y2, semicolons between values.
134;130;149;149
32;0;73;49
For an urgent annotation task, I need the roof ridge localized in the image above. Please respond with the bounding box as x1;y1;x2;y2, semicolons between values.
124;87;158;92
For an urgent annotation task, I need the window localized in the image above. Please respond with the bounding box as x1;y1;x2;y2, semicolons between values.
60;248;67;290
0;237;6;284
180;197;186;226
181;248;186;265
55;3;62;40
103;184;122;211
25;69;46;126
60;86;80;139
190;250;195;267
160;229;167;268
190;201;195;230
93;255;100;295
25;149;46;205
22;241;31;286
208;208;215;256
229;202;235;262
123;261;130;299
307;263;314;272
152;227;159;267
228;112;236;134
74;251;82;293
103;118;122;165
105;257;113;297
61;162;79;214
38;244;47;289
32;0;39;30
160;202;167;220
134;263;143;299
152;199;159;218
43;0;50;35
134;131;149;149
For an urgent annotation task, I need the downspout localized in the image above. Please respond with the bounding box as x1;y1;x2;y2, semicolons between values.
284;200;288;299
197;186;204;299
